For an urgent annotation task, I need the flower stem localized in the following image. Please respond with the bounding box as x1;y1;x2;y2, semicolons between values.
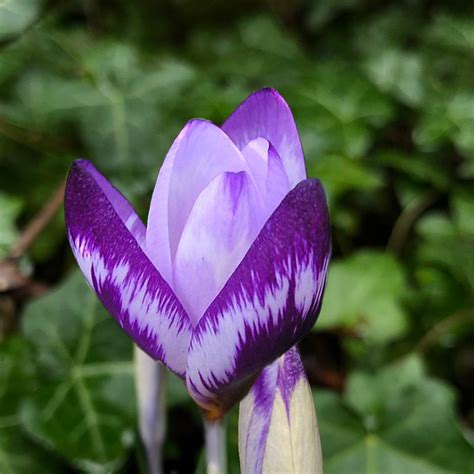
314;399;324;474
134;346;167;474
204;418;227;474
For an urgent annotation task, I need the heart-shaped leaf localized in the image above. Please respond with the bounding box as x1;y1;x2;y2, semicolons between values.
316;251;408;341
316;357;474;473
0;338;64;473
0;0;40;40
21;272;137;471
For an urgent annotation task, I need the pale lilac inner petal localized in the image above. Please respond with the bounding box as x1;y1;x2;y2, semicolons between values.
222;88;307;187
145;126;188;285
146;119;249;288
242;137;292;222
147;121;292;324
264;144;291;217
172;171;265;325
167;120;250;261
241;137;270;196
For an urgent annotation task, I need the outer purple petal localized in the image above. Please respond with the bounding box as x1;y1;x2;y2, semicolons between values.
186;179;331;416
65;160;192;377
239;347;322;473
222;88;306;188
146;119;248;282
173;171;264;326
82;160;146;246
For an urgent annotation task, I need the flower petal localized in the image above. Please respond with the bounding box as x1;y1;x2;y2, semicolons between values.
65;160;192;377
239;347;323;474
173;171;264;326
146;119;248;282
222;88;306;188
264;144;291;216
80;159;146;246
241;139;291;220
241;137;270;196
186;179;331;416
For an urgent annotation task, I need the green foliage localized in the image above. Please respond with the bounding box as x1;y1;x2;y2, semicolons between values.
316;357;474;473
0;338;64;473
0;193;21;258
21;272;136;471
0;0;473;471
0;0;40;41
317;251;408;341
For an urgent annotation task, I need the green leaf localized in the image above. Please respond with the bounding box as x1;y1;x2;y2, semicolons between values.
428;13;474;53
0;0;40;40
414;91;474;166
308;154;382;201
365;49;425;106
0;34;32;85
0;428;64;474
316;357;474;473
295;62;393;159
21;272;137;471
0;193;22;258
416;194;474;290
317;251;408;341
453;192;474;235
6;42;195;195
377;151;450;190
306;0;360;31
0;338;64;473
352;5;423;56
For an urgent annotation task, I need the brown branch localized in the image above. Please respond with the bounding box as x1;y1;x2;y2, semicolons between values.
386;191;437;255
8;181;65;260
416;308;474;353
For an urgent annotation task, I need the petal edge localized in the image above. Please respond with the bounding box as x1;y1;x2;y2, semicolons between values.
186;178;331;414
65;160;192;377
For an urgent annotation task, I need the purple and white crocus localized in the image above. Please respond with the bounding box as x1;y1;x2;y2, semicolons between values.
64;88;331;421
239;347;323;473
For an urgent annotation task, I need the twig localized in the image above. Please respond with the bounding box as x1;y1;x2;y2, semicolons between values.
0;118;79;154
386;191;437;255
416;308;474;353
8;181;65;260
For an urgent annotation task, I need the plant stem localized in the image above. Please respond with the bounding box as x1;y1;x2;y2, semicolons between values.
314;398;324;474
204;418;227;474
134;346;167;474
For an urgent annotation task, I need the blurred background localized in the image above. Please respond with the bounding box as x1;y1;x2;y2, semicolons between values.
1;0;473;472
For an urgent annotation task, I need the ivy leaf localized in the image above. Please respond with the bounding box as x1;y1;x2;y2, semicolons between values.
414;91;474;168
306;0;359;31
21;272;137;471
0;0;40;40
6;42;195;195
0;338;64;473
295;62;393;159
428;14;474;53
365;49;425;106
316;357;474;473
416;193;474;290
0;193;22;258
377;151;450;190
308;154;382;201
316;251;408;341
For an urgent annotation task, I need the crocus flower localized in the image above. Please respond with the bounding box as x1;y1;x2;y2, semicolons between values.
239;347;323;473
64;88;331;419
